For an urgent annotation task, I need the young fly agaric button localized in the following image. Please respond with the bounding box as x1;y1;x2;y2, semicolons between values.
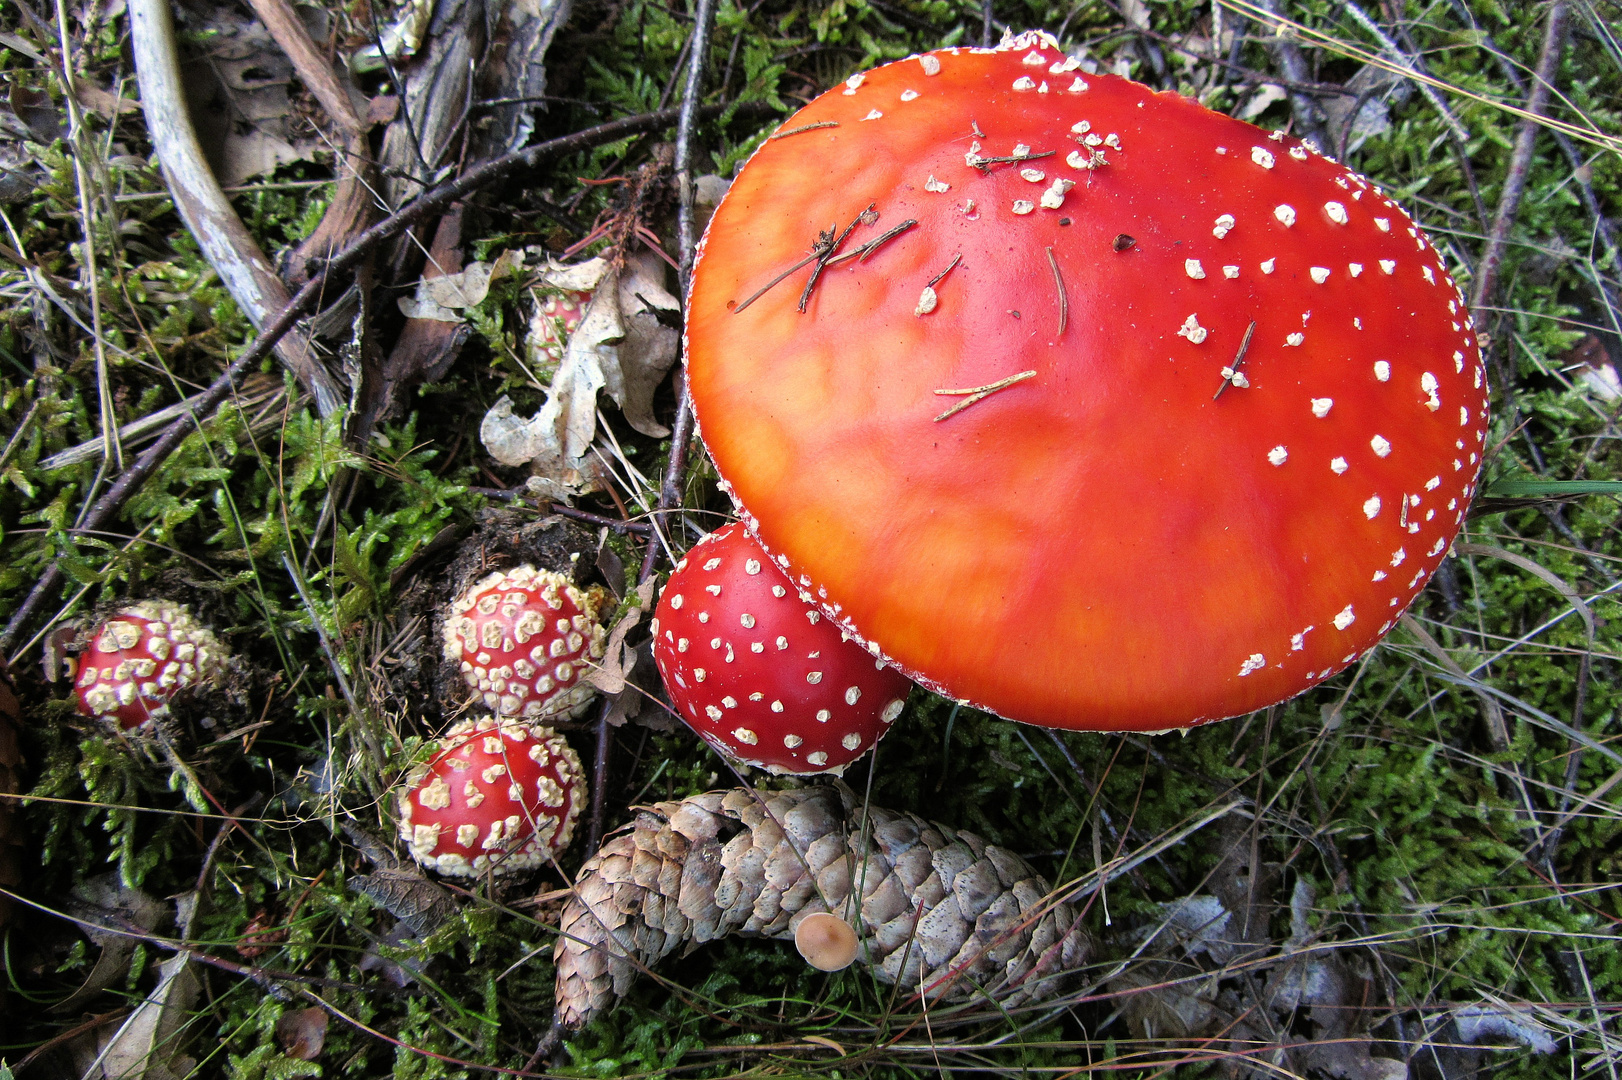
74;602;226;730
685;33;1490;733
443;566;609;720
652;523;911;774
397;715;582;877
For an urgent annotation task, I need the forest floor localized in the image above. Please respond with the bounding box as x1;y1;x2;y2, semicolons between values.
0;0;1619;1077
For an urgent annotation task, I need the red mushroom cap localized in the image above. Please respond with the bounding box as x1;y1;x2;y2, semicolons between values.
442;566;608;720
652;523;912;774
532;289;592;364
74;602;226;729
685;33;1489;732
397;715;582;877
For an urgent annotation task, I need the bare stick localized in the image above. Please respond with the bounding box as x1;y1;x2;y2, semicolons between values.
1045;246;1067;337
933;370;1037;422
1469;2;1570;326
128;0;347;416
1213;320;1258;400
241;0;364;137
825;218;917;266
769;120;839;140
927;253;962;289
0;102;768;658
731;251;819;313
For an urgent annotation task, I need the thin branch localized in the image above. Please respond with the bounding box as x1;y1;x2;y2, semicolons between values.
586;0;724;860
1470;2;1569;387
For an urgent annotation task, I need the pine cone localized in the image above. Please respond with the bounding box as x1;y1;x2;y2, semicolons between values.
554;784;1092;1029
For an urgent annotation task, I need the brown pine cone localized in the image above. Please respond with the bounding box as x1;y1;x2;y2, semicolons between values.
554;783;1092;1030
0;657;24;929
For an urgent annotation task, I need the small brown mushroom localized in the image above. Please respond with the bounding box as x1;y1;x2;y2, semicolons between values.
794;912;859;971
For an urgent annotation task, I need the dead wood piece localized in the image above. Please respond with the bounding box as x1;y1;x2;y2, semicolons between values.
554;783;1093;1031
485;0;574;153
129;0;346;416
241;0;364;137
282;132;379;290
379;0;488;213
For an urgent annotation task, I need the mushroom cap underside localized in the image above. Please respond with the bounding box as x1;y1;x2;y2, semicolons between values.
686;34;1489;731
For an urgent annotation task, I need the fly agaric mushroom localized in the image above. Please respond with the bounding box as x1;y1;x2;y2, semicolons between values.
397;715;582;877
74;602;226;729
443;565;609;720
532;289;592;365
652;523;911;774
685;32;1490;732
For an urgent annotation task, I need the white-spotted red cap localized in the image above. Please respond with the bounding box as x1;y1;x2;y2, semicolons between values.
532;290;592;365
685;32;1489;732
74;601;226;730
397;715;582;877
652;523;911;774
443;566;608;720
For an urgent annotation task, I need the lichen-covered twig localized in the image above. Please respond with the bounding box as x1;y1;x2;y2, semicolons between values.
553;784;1093;1031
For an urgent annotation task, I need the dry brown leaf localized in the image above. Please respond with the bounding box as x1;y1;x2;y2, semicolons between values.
480;251;680;490
80;894;200;1080
181;7;323;186
350;866;458;938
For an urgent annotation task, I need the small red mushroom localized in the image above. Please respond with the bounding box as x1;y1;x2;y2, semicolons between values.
442;565;609;720
652;523;911;774
686;33;1491;731
74;602;226;729
396;715;582;877
532;290;592;365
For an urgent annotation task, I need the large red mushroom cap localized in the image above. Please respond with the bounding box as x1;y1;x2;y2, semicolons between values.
652;523;912;774
442;566;608;720
74;602;227;730
396;715;582;877
685;33;1489;732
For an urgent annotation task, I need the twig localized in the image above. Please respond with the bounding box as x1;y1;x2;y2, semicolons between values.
54;0;119;471
933;370;1037;422
1447;0;1620;328
548;504;653;534
731;250;820;313
769;120;839;140
825;219;917;266
799;205;876;312
128;0;346;415
1045;246;1067;337
1213;320;1258;400
927;253;962;289
1467;2;1571;328
0;102;771;658
674;0;717;292
582;7;726;861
